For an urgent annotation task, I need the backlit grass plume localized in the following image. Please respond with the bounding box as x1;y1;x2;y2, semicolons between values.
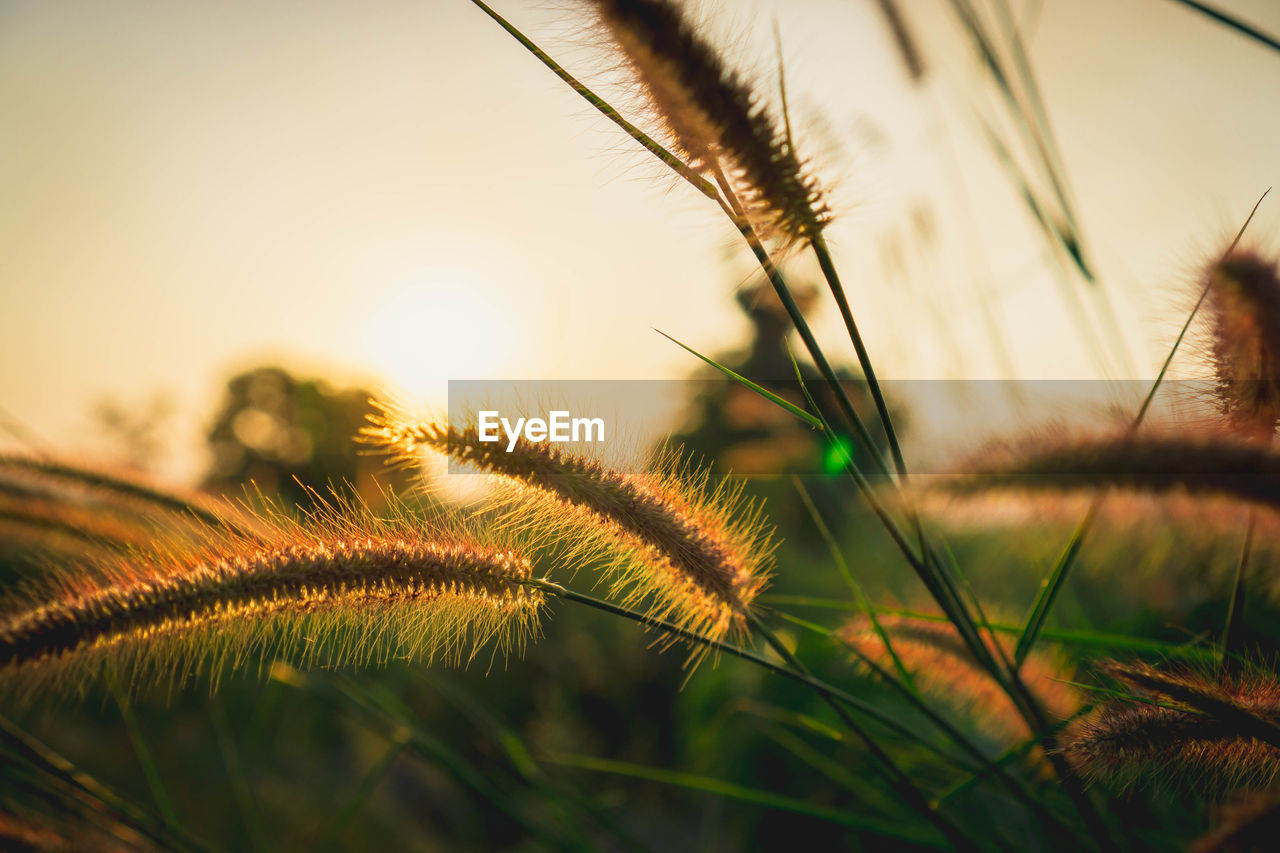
585;0;829;242
945;432;1280;512
364;403;771;647
1203;249;1280;439
0;454;239;531
0;485;160;558
0;496;544;696
838;612;1080;744
1062;661;1280;792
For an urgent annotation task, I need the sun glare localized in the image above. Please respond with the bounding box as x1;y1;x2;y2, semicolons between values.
358;265;530;396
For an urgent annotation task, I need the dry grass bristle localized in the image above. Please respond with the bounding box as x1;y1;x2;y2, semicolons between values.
363;403;771;652
1203;249;1280;440
1062;661;1280;792
838;612;1080;744
0;495;544;698
585;0;829;242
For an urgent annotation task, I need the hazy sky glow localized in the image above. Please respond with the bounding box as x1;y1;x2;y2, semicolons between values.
2;0;1278;478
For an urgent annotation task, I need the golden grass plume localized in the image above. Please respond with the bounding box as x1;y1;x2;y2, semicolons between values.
1062;661;1280;792
363;402;771;650
1203;249;1280;440
585;0;828;242
0;494;544;697
941;431;1280;513
0;453;244;532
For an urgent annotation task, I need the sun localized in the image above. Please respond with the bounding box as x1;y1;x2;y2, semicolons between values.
358;263;531;396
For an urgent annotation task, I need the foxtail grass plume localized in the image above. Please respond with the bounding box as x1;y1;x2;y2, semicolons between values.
364;403;771;650
0;496;544;697
0;452;257;538
1203;249;1280;440
946;432;1280;512
0;486;160;557
839;612;1080;744
1063;661;1280;792
586;0;829;242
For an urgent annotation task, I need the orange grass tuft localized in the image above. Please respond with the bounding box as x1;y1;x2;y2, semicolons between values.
838;612;1080;745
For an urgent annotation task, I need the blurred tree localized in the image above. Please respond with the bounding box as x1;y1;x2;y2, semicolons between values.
203;365;404;509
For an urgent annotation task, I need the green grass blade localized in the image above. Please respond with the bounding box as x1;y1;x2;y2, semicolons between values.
654;329;821;428
106;672;181;834
0;714;215;853
1014;500;1099;668
319;728;410;845
282;670;578;849
1013;191;1271;666
809;233;909;482
776;609;1084;839
1167;0;1280;53
1221;509;1256;675
763;725;900;812
208;698;267;853
763;598;1214;659
427;675;646;853
542;752;948;847
790;476;915;691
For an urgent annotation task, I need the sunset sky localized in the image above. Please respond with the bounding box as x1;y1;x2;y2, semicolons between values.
2;0;1278;480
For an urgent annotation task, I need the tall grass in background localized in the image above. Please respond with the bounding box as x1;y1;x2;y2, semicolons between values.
3;0;1280;849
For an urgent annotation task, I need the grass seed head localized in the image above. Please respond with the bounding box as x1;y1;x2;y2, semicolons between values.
363;404;771;654
947;430;1280;512
1063;661;1280;793
0;495;544;697
1203;249;1280;440
586;0;829;242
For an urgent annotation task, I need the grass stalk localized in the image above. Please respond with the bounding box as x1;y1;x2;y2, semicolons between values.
466;0;718;201
1012;189;1270;668
543;752;948;846
779;610;1085;843
1166;0;1280;53
809;232;908;481
107;671;181;833
745;612;979;852
528;579;970;771
318;726;409;846
790;475;915;691
209;698;267;853
1221;509;1256;676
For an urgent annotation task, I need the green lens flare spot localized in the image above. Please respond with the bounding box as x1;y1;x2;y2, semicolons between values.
822;436;854;475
